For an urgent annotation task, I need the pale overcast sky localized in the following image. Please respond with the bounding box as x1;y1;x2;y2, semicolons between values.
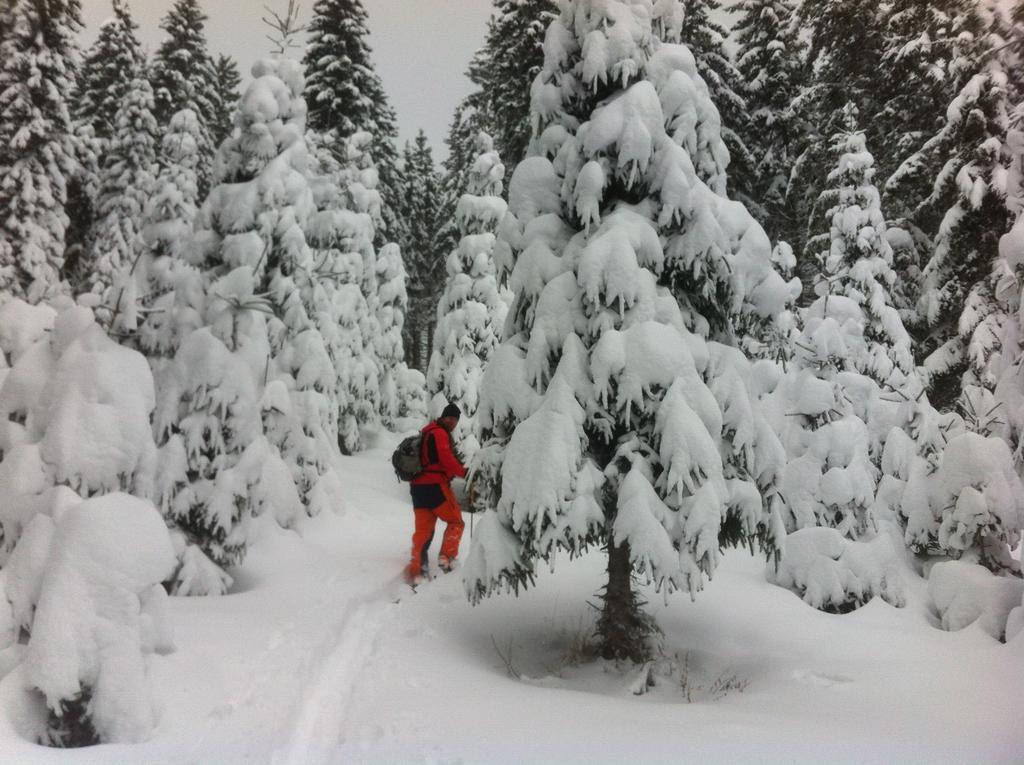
83;1;1016;161
79;0;496;159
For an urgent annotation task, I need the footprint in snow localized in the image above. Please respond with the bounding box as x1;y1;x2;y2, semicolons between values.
207;702;235;720
793;669;853;687
355;723;385;751
267;622;294;650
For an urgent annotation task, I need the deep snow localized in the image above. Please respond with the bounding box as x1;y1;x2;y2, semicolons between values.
1;433;1021;764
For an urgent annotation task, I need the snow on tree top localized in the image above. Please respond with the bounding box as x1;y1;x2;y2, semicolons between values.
507;156;563;222
0;300;56;364
578;208;665;312
498;373;589;547
591;321;702;417
582;80;664;179
476;342;542;433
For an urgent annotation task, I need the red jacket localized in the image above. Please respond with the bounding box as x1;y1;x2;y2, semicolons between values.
411;421;466;485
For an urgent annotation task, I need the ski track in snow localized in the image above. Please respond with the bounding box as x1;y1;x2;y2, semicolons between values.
273;594;393;765
273;449;409;765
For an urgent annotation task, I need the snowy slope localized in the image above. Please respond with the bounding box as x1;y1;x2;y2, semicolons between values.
1;433;1021;764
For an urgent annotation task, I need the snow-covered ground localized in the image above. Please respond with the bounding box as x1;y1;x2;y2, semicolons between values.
2;434;1021;764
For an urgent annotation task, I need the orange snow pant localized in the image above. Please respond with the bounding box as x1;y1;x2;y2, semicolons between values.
407;482;464;575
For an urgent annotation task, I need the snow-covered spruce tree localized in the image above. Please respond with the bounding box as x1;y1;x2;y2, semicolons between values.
1005;5;1024;219
230;59;340;519
465;0;786;663
303;0;404;246
990;1;1023;103
433;102;486;273
338;131;384;432
306;134;378;454
914;62;1015;412
875;0;984;211
65;0;144;274
398;130;443;371
309;129;418;431
987;215;1024;472
796;0;887;143
771;121;917;544
469;0;556;173
434;0;554;268
153;282;273;575
426;133;510;456
149;0;218;195
1011;112;1024;222
954;116;1024;458
873;17;1024;622
1014;0;1024;51
303;0;377;141
308;150;418;436
0;304;176;742
125;113;216;592
733;0;805;244
770;300;885;539
646;37;796;352
210;54;241;146
790;0;887;263
876;1;987;312
62;123;102;284
882;421;1024;575
136;108;204;366
73;0;144;144
802;113;913;390
362;77;406;249
17;493;176;746
1011;0;1024;67
376;241;423;427
396;365;429;423
375;240;405;424
876;223;1024;583
677;0;755;209
156;59;342;570
750;120;925;611
0;0;82;304
0;301;158;561
83;77;159;329
376;247;427;427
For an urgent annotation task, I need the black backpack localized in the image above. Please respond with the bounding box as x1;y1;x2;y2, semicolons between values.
391;434;424;481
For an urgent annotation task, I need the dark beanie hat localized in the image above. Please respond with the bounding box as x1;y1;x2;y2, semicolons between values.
441;403;461;419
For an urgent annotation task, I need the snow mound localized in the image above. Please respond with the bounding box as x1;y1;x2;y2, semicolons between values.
928;560;1024;641
0;303;157;561
905;433;1024;571
769;527;906;612
0;300;56;365
9;493;176;745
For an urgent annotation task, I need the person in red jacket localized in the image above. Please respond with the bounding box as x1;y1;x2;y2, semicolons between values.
405;403;466;584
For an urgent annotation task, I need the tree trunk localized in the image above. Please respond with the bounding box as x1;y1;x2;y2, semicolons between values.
596;539;654;663
419;324;430;373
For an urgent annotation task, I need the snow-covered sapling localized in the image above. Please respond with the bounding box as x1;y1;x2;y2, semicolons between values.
465;0;785;663
427;132;511;456
17;494;175;746
0;301;157;562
